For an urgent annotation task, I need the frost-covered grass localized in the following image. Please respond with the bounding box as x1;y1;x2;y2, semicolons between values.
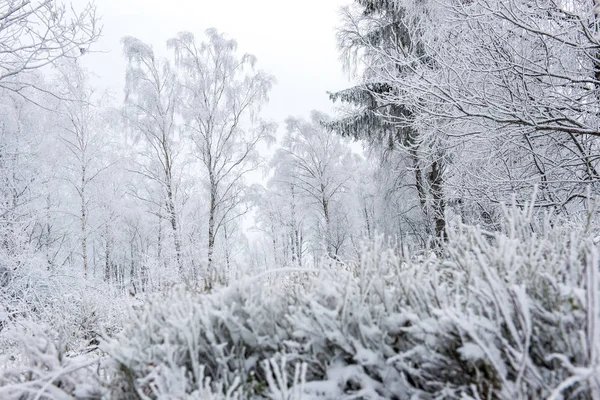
1;205;599;399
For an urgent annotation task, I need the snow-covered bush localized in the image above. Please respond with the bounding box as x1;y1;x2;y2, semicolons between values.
0;260;129;399
0;322;108;399
102;281;289;398
1;262;125;356
103;203;600;399
0;251;50;332
3;203;598;399
384;204;600;399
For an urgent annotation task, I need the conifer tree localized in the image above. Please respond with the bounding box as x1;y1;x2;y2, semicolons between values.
329;0;446;241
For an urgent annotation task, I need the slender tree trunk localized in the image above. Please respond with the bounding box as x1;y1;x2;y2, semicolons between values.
163;145;183;276
157;211;163;268
166;187;182;275
114;259;119;289
45;195;52;270
321;188;333;258
207;203;216;271
289;229;296;266
406;128;443;239
364;205;372;239
81;168;88;279
290;184;299;266
271;221;278;267
104;225;111;283
224;223;231;282
407;132;427;217
207;173;217;275
129;237;136;295
429;159;446;241
296;229;302;267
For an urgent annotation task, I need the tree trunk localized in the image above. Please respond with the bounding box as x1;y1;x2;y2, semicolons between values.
166;187;182;276
407;131;427;217
364;205;372;239
104;225;111;283
296;229;303;267
81;169;88;279
157;211;163;269
224;223;231;283
129;237;136;296
290;184;301;266
207;181;217;279
321;188;333;259
270;220;278;267
429;159;446;241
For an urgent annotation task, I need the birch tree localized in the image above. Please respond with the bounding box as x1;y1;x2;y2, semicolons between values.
168;29;274;273
274;112;352;261
54;61;114;279
0;79;50;270
0;0;100;277
254;172;307;269
121;36;185;277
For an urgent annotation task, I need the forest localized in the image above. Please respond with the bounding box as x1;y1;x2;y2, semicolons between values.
1;0;600;398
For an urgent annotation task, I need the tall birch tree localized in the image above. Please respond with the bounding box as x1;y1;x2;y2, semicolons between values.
121;36;185;276
168;29;274;274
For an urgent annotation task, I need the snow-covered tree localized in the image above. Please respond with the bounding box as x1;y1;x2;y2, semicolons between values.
0;76;50;268
53;60;116;279
331;0;600;237
330;0;446;242
168;29;275;274
122;36;186;277
271;111;353;261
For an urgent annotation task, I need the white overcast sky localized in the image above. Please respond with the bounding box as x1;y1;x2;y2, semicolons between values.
79;0;353;123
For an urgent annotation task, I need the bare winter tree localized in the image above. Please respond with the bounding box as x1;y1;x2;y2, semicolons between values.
0;0;100;280
54;60;114;279
254;163;308;269
421;0;600;214
121;36;185;277
0;79;50;267
168;29;275;276
274;112;353;261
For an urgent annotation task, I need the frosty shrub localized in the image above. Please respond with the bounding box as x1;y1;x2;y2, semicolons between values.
0;250;49;332
383;204;600;399
103;203;600;399
0;322;108;400
1;262;125;357
102;282;289;398
4;203;597;399
0;257;129;399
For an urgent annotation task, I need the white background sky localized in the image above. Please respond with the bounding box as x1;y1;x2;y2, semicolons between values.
78;0;353;124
